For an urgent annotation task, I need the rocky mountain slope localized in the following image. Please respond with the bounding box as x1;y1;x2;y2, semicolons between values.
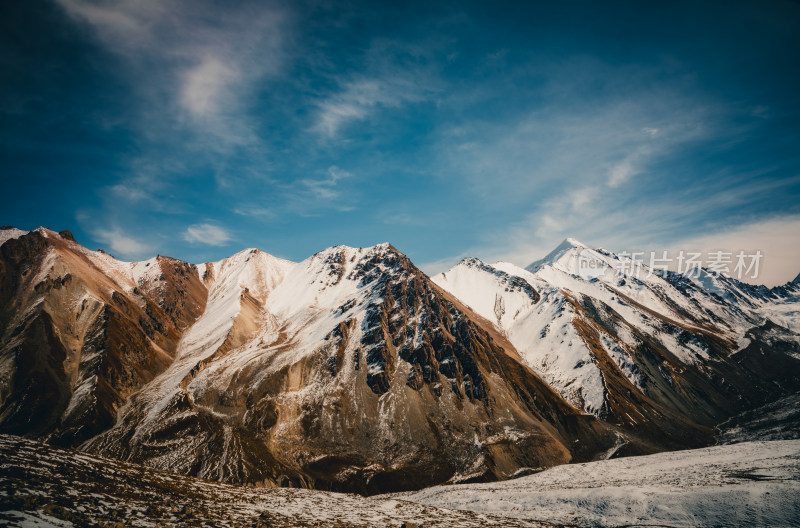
1;227;799;494
0;227;207;446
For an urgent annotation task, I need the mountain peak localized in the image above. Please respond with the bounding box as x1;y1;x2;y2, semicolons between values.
309;242;398;262
563;237;587;248
223;247;266;261
457;256;486;268
208;247;296;270
525;237;590;273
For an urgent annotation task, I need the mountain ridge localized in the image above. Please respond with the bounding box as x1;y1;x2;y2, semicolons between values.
1;225;799;494
434;248;800;437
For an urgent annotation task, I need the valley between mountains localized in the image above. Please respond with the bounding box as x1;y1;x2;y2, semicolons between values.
1;226;799;502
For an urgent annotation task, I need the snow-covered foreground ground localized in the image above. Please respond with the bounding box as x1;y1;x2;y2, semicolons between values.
394;440;800;527
2;434;799;527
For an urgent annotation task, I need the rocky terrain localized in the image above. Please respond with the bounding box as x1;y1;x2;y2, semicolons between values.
716;392;800;444
0;434;564;528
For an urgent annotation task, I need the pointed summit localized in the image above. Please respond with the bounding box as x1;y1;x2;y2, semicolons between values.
563;237;587;248
525;237;589;273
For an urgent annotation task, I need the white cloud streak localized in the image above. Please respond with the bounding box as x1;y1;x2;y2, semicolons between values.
233;205;275;219
55;0;288;147
92;227;153;259
299;166;353;200
312;41;441;140
183;224;232;246
314;78;425;137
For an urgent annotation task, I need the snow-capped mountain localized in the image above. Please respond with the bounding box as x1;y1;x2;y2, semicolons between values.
0;228;615;493
2;227;799;494
86;242;619;493
434;238;800;450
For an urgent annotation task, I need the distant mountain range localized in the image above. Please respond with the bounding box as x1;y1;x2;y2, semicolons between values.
1;226;799;494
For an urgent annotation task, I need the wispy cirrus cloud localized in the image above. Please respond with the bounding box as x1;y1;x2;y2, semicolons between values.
299;166;353;200
92;226;153;259
438;98;705;205
311;38;442;139
55;0;288;148
271;166;358;215
313;77;428;137
55;0;165;50
183;223;232;246
233;205;275;220
608;149;647;188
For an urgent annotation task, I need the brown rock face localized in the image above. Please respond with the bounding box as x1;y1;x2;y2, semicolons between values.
0;229;207;446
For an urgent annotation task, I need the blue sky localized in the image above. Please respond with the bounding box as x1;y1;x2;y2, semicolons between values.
2;1;799;284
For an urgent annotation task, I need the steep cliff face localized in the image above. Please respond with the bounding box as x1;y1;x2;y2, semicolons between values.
86;243;614;494
0;228;206;446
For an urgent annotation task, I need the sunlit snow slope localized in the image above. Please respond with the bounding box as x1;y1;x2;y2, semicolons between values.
398;439;800;528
